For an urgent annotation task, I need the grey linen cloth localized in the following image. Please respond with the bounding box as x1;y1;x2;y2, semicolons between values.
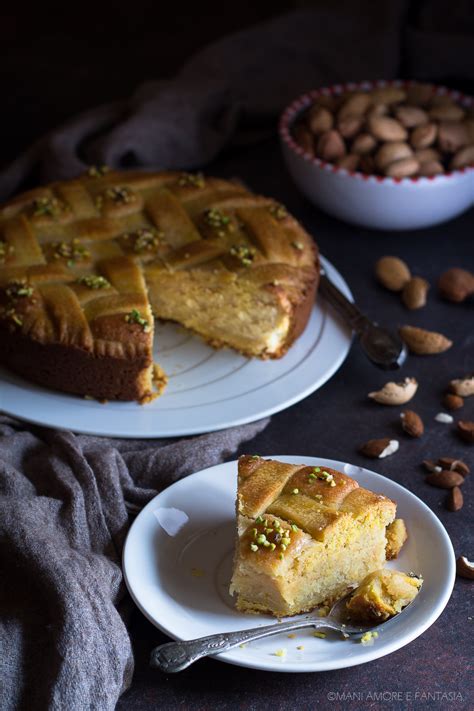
0;415;269;710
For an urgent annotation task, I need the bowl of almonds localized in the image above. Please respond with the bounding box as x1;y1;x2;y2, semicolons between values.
279;80;474;230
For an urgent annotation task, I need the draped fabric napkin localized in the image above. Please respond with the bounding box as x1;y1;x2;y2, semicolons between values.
1;3;473;709
0;415;269;710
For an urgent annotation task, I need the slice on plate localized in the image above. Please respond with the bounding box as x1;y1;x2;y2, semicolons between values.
229;455;396;617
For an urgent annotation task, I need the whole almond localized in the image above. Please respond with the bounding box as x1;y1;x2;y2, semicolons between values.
338;115;363;139
293;124;315;155
395;105;428;128
447;486;463;512
369;115;407;142
423;460;442;473
458;421;474;444
316;130;346;161
419;160;444;176
385;157;419;178
352;133;377;155
375;142;413;171
401;277;429;309
399;325;452;355
308;106;334;134
456;556;474;580
371;87;406;105
359;438;399;458
442;393;464;410
338;92;372;119
375;256;411;291
429;104;465;121
414;147;441;163
426;470;464;488
437;121;469;152
438;457;470;476
450;145;474;170
411;123;437;149
438;268;474;302
450;375;474;397
337;154;360;171
400;410;424;437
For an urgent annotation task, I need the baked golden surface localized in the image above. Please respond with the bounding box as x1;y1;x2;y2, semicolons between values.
230;456;396;617
346;569;422;622
0;169;319;401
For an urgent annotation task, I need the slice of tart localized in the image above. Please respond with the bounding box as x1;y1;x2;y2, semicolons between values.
229;456;396;617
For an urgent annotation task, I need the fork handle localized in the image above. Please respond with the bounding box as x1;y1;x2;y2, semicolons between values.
150;617;341;673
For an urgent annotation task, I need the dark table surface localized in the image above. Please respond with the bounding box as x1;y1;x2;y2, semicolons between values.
116;136;473;710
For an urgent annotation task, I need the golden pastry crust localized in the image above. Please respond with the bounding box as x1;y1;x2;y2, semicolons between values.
346;569;422;622
0;170;319;401
230;456;397;617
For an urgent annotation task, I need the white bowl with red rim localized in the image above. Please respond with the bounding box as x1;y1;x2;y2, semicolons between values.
279;80;474;231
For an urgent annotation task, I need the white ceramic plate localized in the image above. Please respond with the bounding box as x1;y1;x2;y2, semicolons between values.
123;456;455;673
0;257;352;438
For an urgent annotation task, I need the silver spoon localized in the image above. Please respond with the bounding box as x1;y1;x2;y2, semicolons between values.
150;588;415;673
319;269;407;370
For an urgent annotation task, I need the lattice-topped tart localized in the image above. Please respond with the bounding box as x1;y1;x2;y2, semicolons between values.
230;456;396;617
0;170;319;402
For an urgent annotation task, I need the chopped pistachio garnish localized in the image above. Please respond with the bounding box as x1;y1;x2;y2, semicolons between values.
360;631;379;645
268;203;288;220
269;542;276;551
76;275;110;290
250;454;260;459
279;552;284;560
308;472;317;481
229;244;256;266
51;239;90;264
291;524;298;532
291;488;299;495
203;207;234;237
251;528;258;538
273;648;287;657
255;515;264;524
239;643;247;649
87;165;109;177
178;172;206;188
5;280;33;299
0;239;14;263
313;631;326;639
281;536;291;546
250;543;258;552
121;227;163;253
280;544;287;552
291;241;304;251
297;645;304;650
124;309;151;332
102;186;135;205
2;307;23;327
256;534;267;545
31;196;66;218
312;468;336;487
287;634;296;639
263;540;271;548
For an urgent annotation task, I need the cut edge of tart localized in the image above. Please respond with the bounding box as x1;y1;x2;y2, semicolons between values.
229;455;397;617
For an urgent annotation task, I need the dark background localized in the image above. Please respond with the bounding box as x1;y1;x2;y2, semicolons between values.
2;1;473;709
